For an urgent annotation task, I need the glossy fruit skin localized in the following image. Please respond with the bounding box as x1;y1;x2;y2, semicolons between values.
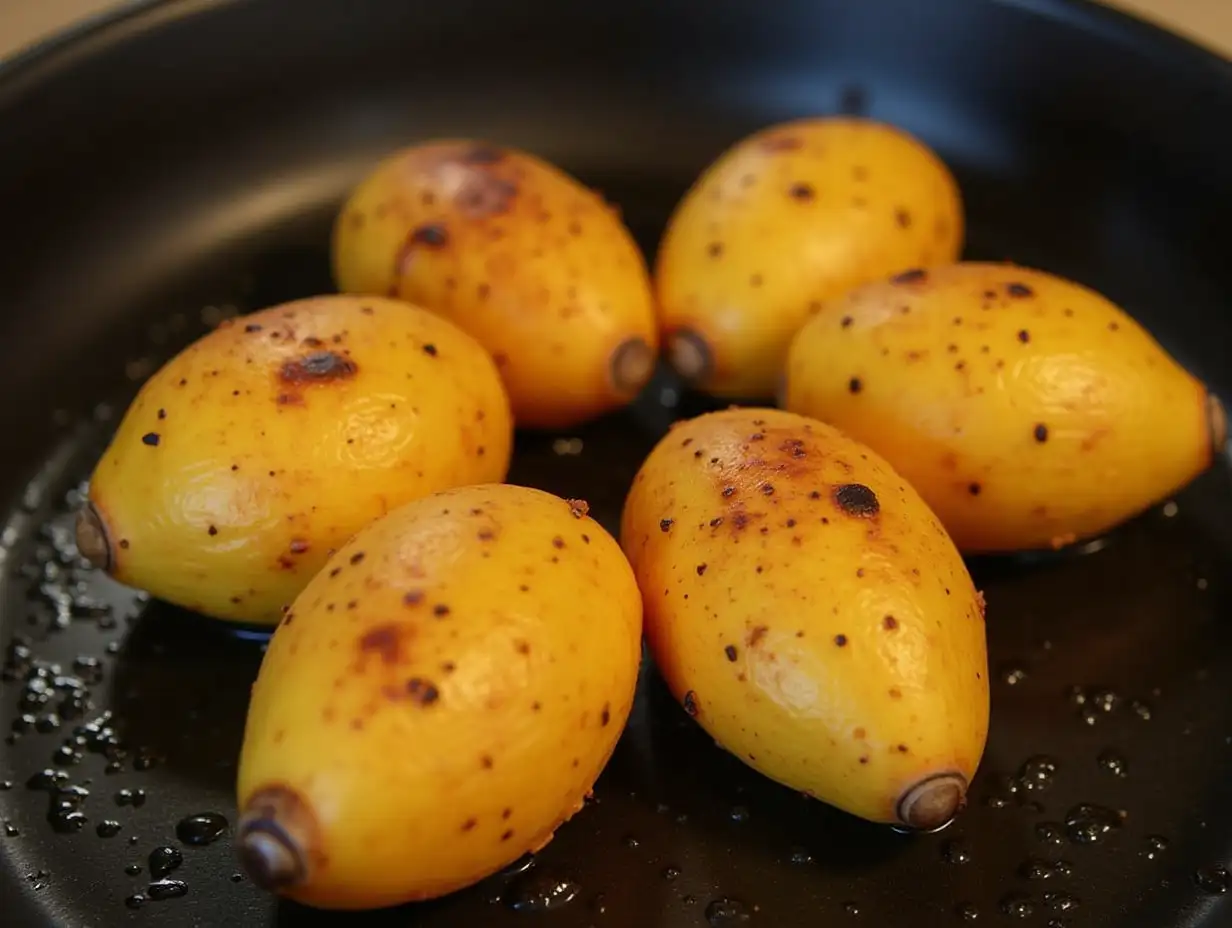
332;139;660;430
620;407;989;827
236;484;643;910
654;117;963;399
82;295;512;625
783;262;1225;553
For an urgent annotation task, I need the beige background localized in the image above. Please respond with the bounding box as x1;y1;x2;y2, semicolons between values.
0;0;1230;60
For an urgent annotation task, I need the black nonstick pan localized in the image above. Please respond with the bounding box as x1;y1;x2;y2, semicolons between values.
2;0;1231;925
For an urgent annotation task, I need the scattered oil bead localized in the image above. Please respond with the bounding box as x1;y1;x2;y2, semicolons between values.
729;805;750;823
1194;865;1229;894
1064;804;1123;845
124;864;142;876
499;854;536;878
114;788;146;807
0;780;12;791
148;846;183;878
1043;892;1080;912
706;897;753;925
1096;749;1128;778
1019;858;1073;880
3;821;19;837
1000;663;1028;685
96;820;122;838
504;871;582;913
941;838;972;864
1035;822;1067;846
1017;755;1060;793
955;901;979;921
1129;699;1153;721
789;846;813;865
230;873;244;883
147;879;188;901
175;812;228;846
843;901;861;916
623;834;641;849
124;894;145;910
999;893;1036;918
1143;835;1170;860
663;867;681;881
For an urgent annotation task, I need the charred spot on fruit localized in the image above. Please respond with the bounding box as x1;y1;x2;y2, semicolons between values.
682;691;700;717
895;208;912;228
409;223;449;248
834;483;879;517
848;377;863;394
460;144;505;165
609;337;655;395
659;518;674;532
405;678;440;706
891;268;928;285
75;502;113;573
668;329;712;384
567;498;590;518
601;703;611;726
237;785;318;892
1006;282;1034;298
707;242;724;258
696;563;707;576
748;626;768;647
455;172;517;218
968;482;982;496
883;614;899;631
433;604;451;618
359;624;408;665
141;432;160;447
1017;329;1031;344
1033;423;1049;443
280;350;357;385
789;182;815;201
834;634;848;647
725;645;738;662
896;773;968;832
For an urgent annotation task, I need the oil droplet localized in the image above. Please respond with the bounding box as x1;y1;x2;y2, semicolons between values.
789;846;813;865
3;821;19;837
1046;919;1069;928
175;812;228;846
1143;835;1170;860
663;867;681;881
1129;699;1152;721
499;853;536;878
1090;689;1120;713
114;788;146;807
230;872;244;882
1017;755;1060;793
96;820;122;838
1096;749;1128;778
705;897;753;925
999;893;1035;918
147;878;188;901
955;901;979;921
504;871;582;913
1043;891;1080;912
1194;865;1229;894
124;863;142;876
1000;663;1028;685
729;805;750;823
124;894;145;909
1064;803;1123;845
148;846;183;878
843;901;861;915
1035;822;1066;846
1018;858;1073;880
941;838;972;864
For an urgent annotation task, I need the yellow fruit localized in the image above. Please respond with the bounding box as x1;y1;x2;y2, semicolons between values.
235;484;643;910
332;139;659;429
782;262;1226;553
655;116;964;399
76;295;512;625
620;407;988;829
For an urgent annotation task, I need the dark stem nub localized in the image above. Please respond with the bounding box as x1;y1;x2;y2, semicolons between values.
609;336;656;396
75;502;113;572
237;815;306;892
667;328;712;384
1207;392;1227;460
896;772;967;833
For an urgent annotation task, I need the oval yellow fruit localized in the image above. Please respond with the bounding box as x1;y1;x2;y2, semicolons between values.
620;407;989;829
77;295;512;625
235;484;643;910
782;262;1226;553
332;139;660;429
655;117;964;399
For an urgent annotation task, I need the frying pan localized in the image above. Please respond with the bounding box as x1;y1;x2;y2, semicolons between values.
2;0;1231;924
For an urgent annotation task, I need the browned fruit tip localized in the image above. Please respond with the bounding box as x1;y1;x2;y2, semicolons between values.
896;772;968;832
237;785;317;894
609;336;656;396
667;328;712;384
1207;392;1227;460
75;502;113;572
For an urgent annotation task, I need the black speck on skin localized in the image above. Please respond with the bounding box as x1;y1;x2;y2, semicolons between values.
1033;423;1048;443
725;645;738;662
696;564;707;576
1006;282;1033;298
682;691;699;717
834;634;848;647
423;344;438;357
968;482;982;496
659;518;674;532
433;604;451;617
834;483;879;517
891;268;927;285
849;377;863;394
1017;329;1031;343
141;432;160;447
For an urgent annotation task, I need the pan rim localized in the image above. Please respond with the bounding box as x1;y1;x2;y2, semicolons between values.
0;0;1229;106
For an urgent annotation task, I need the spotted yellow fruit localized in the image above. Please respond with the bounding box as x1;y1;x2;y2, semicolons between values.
77;295;512;625
620;407;989;829
782;262;1226;553
235;484;643;910
655;117;964;399
332;139;659;429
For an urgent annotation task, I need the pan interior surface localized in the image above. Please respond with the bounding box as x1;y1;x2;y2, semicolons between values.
1;0;1231;925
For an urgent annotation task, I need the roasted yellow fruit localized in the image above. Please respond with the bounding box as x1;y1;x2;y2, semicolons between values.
621;407;989;830
76;295;512;625
655;116;964;399
332;139;659;429
235;484;643;910
782;262;1226;553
